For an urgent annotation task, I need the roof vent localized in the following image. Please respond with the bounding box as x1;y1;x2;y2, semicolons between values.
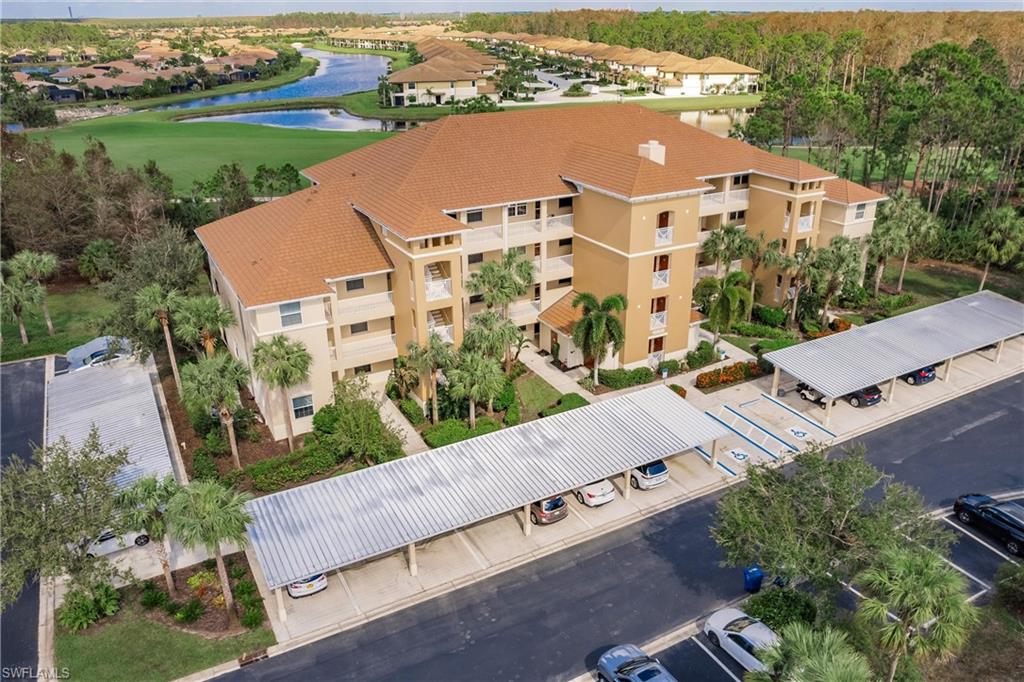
638;139;666;166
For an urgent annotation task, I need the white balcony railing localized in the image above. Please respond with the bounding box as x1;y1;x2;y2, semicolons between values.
336;291;395;324
428;323;454;343
510;298;541;321
507;218;542;241
728;188;750;204
649;351;665;367
702;191;726;206
652;270;670;289
797;215;814;232
544;254;573;273
655;226;673;246
547;213;574;229
463;224;503;250
650;311;667;331
424;278;453;301
339;333;398;366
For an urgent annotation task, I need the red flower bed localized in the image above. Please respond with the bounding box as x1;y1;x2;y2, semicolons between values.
695;361;763;389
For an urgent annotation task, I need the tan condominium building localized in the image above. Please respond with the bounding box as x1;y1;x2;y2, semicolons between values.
196;104;882;441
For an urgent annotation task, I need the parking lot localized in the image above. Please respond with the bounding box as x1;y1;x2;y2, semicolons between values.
655;633;746;682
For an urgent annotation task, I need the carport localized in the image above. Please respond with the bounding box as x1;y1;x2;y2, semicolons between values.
244;385;729;622
765;291;1024;428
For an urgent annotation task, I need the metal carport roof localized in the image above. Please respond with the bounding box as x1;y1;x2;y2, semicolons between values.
46;359;176;489
246;385;729;590
764;291;1024;399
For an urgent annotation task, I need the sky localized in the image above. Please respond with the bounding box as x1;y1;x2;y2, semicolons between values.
2;0;1021;20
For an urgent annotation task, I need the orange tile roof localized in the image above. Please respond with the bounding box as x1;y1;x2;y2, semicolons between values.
196;185;393;307
690;309;707;324
538;290;582;335
388;58;479;83
823;178;888;205
681;56;760;75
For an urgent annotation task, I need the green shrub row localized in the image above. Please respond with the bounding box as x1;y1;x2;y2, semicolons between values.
422;416;503;448
504;398;521;426
753;304;788;327
685;340;716;370
491;378;516;412
597;366;655;390
657;359;683;376
398;398;425;426
879;292;914;312
191;449;219;480
241;443;337;493
540;393;590;417
729;321;798;340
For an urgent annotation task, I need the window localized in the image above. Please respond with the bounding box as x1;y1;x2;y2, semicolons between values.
557;277;572;286
350;321;368;334
507;203;527;217
732;174;750;187
466;210;483;223
353;364;372;374
557;238;572;247
471;80;476;87
657;211;673;228
558;196;573;209
279;301;302;327
728;210;746;222
345;278;365;292
854;203;866;220
449;80;455;87
291;395;314;419
408;82;416;89
468;253;484;265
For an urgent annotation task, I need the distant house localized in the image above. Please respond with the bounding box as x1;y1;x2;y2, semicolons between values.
79;46;99;61
44;84;84;102
45;48;65;62
10;48;36;63
388;58;489;106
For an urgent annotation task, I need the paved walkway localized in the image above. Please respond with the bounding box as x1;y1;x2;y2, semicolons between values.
378;396;428;455
518;345;597;401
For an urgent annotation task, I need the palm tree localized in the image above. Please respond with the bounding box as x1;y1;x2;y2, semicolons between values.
463;309;521;374
707;271;753;347
741;231;785;319
8;251;59;336
857;547;980;682
406;332;454;424
702;223;748;277
974;205;1024;291
173;295;235;358
884;191;938;293
447;351;504;427
387;355;419;400
167;480;252;617
570;292;627;387
466;250;535;321
0;271;44;345
252;335;312;453
118;475;182;598
867;205;910;297
133;284;184;393
810;236;862;326
180;354;249;470
784;247;816;329
749;621;872;682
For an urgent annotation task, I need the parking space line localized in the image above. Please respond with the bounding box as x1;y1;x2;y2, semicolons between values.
334;569;363;616
693;445;738;477
704;411;781;462
760;393;836;437
693;638;741;682
967;589;988;603
722;404;799;452
566;503;593;529
938;554;991;589
455;530;490;570
941;517;1020;564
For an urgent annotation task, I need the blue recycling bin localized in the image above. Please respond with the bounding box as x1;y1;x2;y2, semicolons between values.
744;564;764;593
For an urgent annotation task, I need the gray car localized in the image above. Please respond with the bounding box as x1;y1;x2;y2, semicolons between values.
596;643;678;682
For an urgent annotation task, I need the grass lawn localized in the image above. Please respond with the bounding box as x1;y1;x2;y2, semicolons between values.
1;286;114;362
29;108;391;191
722;335;764;356
55;606;275;682
309;43;411;71
881;259;1024;313
930;603;1024;682
514;372;562;421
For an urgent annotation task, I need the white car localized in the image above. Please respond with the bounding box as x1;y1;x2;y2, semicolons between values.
574;479;615;507
703;607;780;672
86;530;150;557
630;460;670;490
287;573;328;598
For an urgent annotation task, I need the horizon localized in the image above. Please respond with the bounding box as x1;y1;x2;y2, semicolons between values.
2;1;1022;21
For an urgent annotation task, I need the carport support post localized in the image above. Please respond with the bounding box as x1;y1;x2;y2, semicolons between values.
886;376;897;404
995;339;1005;363
824;398;834;428
942;356;954;382
522;504;531;536
407;542;418;576
770;366;780;397
275;587;287;623
709;440;719;469
623;469;632;500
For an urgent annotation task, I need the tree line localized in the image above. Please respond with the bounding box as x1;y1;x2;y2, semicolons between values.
0;20;108;51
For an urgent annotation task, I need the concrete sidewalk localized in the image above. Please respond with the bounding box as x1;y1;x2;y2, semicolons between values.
518;344;597;401
378;395;428;455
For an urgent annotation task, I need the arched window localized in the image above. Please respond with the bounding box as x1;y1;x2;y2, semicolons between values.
657;211;674;229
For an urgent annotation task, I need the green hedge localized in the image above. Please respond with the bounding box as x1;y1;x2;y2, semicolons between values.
191;450;218;480
422;416;502;448
597;367;655;390
753;304;787;327
686;340;716;370
504;398;521;426
745;588;817;631
729;321;798;340
657;359;683;376
540;393;590;417
491;378;516;412
241;442;337;493
398;398;425;426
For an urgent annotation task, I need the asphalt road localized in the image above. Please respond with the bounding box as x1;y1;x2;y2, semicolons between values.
223;375;1024;682
0;359;47;674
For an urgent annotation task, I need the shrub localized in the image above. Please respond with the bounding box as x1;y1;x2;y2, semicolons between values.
229;564;247;581
597;367;655;390
241;606;266;628
540;393;590;417
692;277;719;313
422;419;470;448
685;340;716;370
755;338;799;356
78;238;122;283
730;321;797;340
745;588;817;631
503;399;521;426
657;359;682;376
233;408;262;442
472;416;502;437
830;317;853;332
187;570;218;597
435;384;468;420
838;281;870;309
58;590;101;632
191;448;218;480
800;318;820;334
204;430;228;456
563;82;588;97
398;398;425;426
578;376;595;392
508;360;528;380
140;584;169;609
163;600;181;616
879;292;913;312
233;579;257;600
491;378;516;412
753;304;787;328
175;598;204;624
994;561;1024;614
187;404;219;438
695;361;763;389
668;384;687;398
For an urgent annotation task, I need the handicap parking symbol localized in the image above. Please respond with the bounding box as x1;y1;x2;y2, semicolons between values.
787;425;810;440
728;448;749;462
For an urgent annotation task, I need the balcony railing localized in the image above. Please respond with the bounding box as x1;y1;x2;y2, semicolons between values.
650;311;667;331
547;213;573;229
652;269;670;289
336;291;395;324
544;254;573;273
655;226;673;246
701;191;726;206
507;219;542;240
463;224;503;250
339;333;397;366
648;351;665;367
797;215;814;232
424;278;453;301
729;188;750;203
510;298;541;321
428;323;454;343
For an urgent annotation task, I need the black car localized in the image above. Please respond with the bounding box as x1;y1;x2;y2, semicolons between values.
902;366;936;385
846;385;882;408
953;494;1024;555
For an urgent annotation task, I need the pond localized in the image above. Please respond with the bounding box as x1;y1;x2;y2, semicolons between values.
181;108;419;132
676;108;753;137
159;48;389;110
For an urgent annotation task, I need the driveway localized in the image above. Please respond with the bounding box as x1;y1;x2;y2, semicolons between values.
0;359;47;674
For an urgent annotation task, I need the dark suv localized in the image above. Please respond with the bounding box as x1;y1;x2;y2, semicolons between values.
846;385;882;408
954;494;1024;555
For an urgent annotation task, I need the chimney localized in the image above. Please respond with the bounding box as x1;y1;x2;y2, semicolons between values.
638;139;666;166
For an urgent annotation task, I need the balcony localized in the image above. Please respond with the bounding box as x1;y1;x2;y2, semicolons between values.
650;311;667;331
509;298;541;323
463;223;503;251
544;254;573;276
699;191;726;215
797;215;814;232
547;213;574;239
424;278;453;301
652;270;670;289
729;188;750;203
506;219;543;247
648;351;665;367
336;291;395;325
700;188;751;216
655;227;673;246
694;259;743;281
338;332;398;367
428;323;454;343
